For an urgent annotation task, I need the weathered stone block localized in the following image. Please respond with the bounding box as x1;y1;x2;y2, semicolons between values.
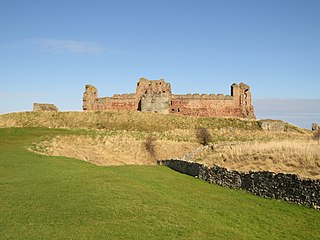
312;123;319;131
259;120;286;131
140;93;170;114
33;103;58;112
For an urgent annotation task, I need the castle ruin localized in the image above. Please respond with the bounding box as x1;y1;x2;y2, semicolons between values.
33;103;58;112
83;78;255;119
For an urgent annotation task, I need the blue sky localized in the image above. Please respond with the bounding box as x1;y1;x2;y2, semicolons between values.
0;0;319;128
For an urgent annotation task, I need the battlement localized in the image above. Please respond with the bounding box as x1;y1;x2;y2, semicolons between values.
136;78;171;95
111;93;136;98
172;94;233;100
83;78;255;119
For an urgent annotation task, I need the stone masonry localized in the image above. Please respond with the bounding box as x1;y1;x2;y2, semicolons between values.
33;103;58;112
158;159;320;209
312;123;319;131
83;77;255;119
258;120;286;131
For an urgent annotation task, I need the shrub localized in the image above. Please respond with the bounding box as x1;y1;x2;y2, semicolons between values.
196;127;212;145
144;135;156;157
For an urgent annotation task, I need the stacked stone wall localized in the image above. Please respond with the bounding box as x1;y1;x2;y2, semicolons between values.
158;159;320;209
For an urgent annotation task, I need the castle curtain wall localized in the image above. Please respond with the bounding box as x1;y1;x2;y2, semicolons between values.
83;78;255;119
93;95;137;111
83;84;137;111
170;95;242;118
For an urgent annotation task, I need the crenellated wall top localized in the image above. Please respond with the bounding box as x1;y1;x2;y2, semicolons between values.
172;94;233;100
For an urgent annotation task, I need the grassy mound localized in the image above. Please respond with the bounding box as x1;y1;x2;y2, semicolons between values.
0;127;319;239
1;111;317;179
30;134;198;166
0;111;261;131
0;111;310;142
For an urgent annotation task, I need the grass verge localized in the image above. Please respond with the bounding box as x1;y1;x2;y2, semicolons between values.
0;127;319;239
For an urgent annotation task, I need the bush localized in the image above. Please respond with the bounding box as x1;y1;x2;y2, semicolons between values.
144;135;156;157
196;127;212;145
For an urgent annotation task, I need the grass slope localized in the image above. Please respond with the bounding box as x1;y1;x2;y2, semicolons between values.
0;128;319;240
0;111;261;131
0;111;310;144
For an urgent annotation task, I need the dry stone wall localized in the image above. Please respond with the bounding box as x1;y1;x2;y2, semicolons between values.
157;159;320;209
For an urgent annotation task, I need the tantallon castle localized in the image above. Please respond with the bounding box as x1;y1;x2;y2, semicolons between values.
83;78;255;119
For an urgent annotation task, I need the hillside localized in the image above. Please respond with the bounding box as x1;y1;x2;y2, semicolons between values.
0;128;319;239
1;111;318;179
0;111;309;140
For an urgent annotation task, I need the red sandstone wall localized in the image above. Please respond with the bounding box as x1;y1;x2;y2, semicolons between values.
170;97;242;117
136;78;171;96
93;97;137;111
83;80;255;119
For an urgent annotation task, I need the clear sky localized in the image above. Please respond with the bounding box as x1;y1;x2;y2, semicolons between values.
0;0;319;128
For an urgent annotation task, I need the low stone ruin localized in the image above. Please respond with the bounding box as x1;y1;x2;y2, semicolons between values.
312;123;319;131
258;120;286;131
33;103;58;112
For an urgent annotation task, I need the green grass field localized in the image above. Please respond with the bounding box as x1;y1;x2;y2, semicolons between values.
1;127;319;239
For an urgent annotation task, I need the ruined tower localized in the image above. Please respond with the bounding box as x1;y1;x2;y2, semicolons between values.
231;83;255;119
136;78;172;114
82;85;98;111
